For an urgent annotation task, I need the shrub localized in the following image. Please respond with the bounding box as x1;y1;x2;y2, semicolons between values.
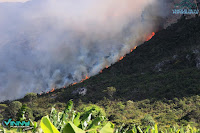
0;114;3;122
24;92;37;102
26;107;35;121
117;102;125;110
126;100;134;108
104;87;116;98
17;104;27;120
33;108;48;121
0;104;8;109
141;114;155;127
81;104;106;118
8;101;22;118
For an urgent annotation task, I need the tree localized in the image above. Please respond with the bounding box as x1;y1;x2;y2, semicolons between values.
104;87;116;98
17;104;27;120
141;115;155;127
8;101;22;118
24;93;37;102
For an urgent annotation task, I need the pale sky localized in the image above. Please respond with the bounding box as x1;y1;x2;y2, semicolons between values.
0;0;29;3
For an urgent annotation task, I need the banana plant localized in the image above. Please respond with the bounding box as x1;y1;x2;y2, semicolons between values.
40;100;200;133
150;124;158;133
40;100;115;133
40;115;115;133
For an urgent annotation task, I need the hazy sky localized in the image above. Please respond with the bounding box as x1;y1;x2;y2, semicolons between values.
0;0;28;3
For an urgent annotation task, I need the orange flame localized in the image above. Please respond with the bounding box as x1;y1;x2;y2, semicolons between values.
71;75;90;86
100;65;109;73
50;88;55;92
72;82;77;85
119;55;126;61
85;75;89;79
81;75;90;82
146;32;155;41
131;46;137;52
43;32;155;95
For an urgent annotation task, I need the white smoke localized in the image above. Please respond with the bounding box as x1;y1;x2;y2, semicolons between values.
0;0;168;101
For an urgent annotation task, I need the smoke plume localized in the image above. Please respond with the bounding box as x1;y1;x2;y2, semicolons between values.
0;0;168;101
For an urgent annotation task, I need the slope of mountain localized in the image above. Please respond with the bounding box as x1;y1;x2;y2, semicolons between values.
57;16;200;102
1;16;200;127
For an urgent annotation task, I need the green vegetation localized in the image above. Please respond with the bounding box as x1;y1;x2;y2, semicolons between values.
40;101;200;133
1;16;200;132
24;93;37;102
104;87;117;98
40;100;115;133
7;101;22;119
2;101;199;133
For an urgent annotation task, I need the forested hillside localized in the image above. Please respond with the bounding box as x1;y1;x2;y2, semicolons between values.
1;16;200;128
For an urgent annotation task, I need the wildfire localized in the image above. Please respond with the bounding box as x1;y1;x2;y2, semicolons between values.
43;88;55;94
72;82;77;85
81;75;89;82
119;32;155;61
131;46;137;52
146;32;155;41
85;75;89;79
119;56;125;61
39;76;89;95
71;75;90;86
50;88;55;92
40;32;156;96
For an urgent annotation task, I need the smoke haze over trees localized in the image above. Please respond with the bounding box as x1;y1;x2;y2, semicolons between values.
0;0;168;101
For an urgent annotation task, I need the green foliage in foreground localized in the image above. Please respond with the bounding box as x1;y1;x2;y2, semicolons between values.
0;104;38;133
40;99;115;133
0;100;200;133
40;100;200;133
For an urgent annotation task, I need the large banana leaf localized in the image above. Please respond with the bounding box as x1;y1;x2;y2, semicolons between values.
49;105;58;126
63;122;85;133
73;112;81;127
40;116;60;133
100;122;115;133
87;116;104;133
126;129;135;133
